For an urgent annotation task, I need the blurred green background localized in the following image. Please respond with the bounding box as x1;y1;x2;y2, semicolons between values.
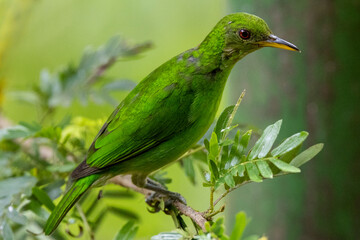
1;0;359;239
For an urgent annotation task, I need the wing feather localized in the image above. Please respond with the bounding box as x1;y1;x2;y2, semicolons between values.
85;76;194;169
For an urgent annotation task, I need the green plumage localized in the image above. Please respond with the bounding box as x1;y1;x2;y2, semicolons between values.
44;12;299;235
44;175;100;235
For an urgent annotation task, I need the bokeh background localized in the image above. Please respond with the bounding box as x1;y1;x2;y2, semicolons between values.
0;0;359;239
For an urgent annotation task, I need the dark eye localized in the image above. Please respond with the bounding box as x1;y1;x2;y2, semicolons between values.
239;29;251;40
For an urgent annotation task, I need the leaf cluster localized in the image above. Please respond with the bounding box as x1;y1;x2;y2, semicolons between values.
11;36;151;118
199;94;323;219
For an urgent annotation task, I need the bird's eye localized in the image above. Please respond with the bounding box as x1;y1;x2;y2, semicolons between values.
239;29;251;40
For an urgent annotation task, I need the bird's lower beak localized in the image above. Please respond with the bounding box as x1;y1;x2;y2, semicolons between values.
258;34;300;52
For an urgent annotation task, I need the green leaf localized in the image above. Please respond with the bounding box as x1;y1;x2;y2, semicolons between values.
46;163;76;173
2;220;14;240
220;145;229;170
36;126;62;142
113;220;138;240
209;160;220;180
150;171;172;186
290;143;324;167
22;199;48;219
6;207;27;225
271;131;308;156
204;139;210;151
214;176;225;190
239;130;252;155
248;120;282;160
215;105;235;140
224;174;236;188
269;158;301;173
205;221;211;232
237;165;245;177
229;130;241;165
183;157;196;184
43;179;65;200
245;163;262;182
229;212;247;240
209;132;219;160
0;124;38;141
108;207;139;220
210;217;225;237
220;139;235;147
32;187;55;211
256;161;273;179
0;176;37;216
279;144;302;164
102;190;135;199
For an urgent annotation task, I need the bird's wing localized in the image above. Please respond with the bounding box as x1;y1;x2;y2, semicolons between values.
84;78;194;169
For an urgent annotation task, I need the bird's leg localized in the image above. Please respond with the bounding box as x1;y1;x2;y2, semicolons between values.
144;178;187;205
131;174;187;205
146;178;165;188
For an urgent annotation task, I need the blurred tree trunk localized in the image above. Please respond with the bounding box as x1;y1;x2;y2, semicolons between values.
226;0;359;239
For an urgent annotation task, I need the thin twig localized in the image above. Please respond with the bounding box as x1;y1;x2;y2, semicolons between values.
209;187;214;213
76;204;94;240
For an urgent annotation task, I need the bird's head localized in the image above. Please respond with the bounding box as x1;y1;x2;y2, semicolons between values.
200;12;299;65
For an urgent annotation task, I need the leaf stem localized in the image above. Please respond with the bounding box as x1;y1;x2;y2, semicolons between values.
212;171;292;208
179;146;205;160
222;89;246;142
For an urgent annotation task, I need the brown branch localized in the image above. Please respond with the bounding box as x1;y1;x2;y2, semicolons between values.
110;175;207;232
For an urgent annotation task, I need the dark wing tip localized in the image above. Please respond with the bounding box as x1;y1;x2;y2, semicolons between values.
71;160;102;180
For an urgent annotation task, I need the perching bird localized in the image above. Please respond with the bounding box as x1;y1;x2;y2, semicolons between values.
44;12;299;235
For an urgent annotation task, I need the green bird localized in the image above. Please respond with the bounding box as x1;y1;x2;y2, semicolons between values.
44;12;299;235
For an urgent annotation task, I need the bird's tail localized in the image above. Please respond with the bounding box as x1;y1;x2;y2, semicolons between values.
44;174;100;235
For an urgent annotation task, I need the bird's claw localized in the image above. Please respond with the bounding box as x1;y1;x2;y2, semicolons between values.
145;191;187;214
146;192;162;213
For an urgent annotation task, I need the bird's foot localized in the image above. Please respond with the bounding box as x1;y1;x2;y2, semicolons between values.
145;192;167;213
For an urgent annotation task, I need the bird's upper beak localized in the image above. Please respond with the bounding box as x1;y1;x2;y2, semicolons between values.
258;34;300;52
